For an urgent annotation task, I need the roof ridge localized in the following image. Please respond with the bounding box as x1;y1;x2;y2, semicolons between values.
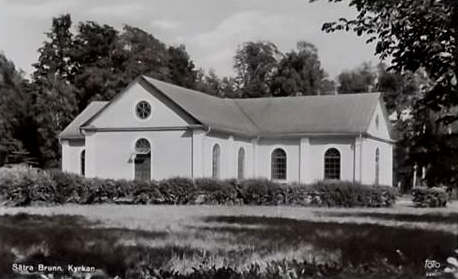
233;92;381;102
142;75;222;100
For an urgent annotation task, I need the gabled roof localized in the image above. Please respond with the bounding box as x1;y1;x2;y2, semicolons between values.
233;94;380;136
59;101;108;139
61;76;390;140
143;76;384;137
142;76;259;135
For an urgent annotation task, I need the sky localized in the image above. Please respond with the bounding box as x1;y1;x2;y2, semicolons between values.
0;0;382;79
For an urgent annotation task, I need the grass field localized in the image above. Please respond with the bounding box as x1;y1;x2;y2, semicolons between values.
0;200;457;278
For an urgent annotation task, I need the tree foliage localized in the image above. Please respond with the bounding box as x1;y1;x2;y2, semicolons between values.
317;0;458;186
271;41;328;96
0;54;38;165
233;40;331;98
337;62;375;94
26;14;200;167
195;69;237;98
233;41;282;98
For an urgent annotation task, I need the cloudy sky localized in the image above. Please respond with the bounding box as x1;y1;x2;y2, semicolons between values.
0;0;381;79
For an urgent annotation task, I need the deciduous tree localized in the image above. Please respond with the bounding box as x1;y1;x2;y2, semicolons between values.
234;41;281;98
337;62;375;94
32;15;78;167
271;41;327;96
316;0;458;186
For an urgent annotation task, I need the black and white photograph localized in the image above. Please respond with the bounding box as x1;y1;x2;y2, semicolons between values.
0;0;457;278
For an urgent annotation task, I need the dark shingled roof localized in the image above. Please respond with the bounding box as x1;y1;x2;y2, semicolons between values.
61;76;386;139
59;101;108;139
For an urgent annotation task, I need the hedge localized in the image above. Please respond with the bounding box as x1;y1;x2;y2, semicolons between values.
411;187;448;207
0;166;397;207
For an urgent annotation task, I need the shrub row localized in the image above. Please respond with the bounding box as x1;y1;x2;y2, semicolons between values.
411;187;448;207
0;166;397;207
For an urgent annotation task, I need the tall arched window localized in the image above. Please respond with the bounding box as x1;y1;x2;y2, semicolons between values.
134;138;151;181
375;148;380;185
324;148;340;180
237;148;245;179
212;144;221;179
80;150;85;176
271;148;287;180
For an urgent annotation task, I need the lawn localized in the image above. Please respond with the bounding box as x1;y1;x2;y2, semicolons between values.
0;201;457;278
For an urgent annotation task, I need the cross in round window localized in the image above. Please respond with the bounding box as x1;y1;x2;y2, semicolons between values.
135;138;151;154
136;101;151;119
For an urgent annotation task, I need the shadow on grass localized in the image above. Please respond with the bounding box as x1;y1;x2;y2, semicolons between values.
0;213;197;278
201;215;458;272
313;211;458;224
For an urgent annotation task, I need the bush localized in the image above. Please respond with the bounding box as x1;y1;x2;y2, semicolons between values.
238;179;285;205
158;177;194;204
0;166;396;207
193;178;239;205
411;187;448;207
49;169;88;203
0;166;56;206
131;180;164;204
298;181;397;207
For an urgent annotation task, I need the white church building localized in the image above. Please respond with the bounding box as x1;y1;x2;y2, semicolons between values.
59;76;394;185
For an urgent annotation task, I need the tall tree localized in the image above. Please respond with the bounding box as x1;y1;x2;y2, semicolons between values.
32;15;78;167
376;63;419;115
233;41;281;98
337;62;375;94
167;45;197;89
317;0;458;186
117;25;170;83
271;41;327;96
0;54;31;164
195;69;237;98
29;15;202;167
195;69;222;96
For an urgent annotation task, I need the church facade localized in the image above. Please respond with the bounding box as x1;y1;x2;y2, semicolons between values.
59;76;394;185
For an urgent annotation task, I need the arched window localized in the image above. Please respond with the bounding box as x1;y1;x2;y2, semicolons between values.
212;144;221;179
237;148;245;179
134;138;151;181
271;148;287;180
375;148;380;185
324;148;340;180
375;115;380;130
80;150;85;176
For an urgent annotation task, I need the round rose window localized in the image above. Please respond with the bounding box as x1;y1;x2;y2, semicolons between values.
136;101;151;119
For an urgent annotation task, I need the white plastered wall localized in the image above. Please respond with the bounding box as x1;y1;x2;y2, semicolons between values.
201;132;254;179
361;138;393;186
61;139;85;175
85;130;192;180
308;137;356;183
89;82;195;129
255;138;300;183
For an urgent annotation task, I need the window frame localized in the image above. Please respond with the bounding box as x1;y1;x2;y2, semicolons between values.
237;147;245;180
133;138;152;181
324;148;341;180
212;144;221;179
375;148;380;185
135;138;151;154
135;100;152;120
271;148;287;181
80;149;85;176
